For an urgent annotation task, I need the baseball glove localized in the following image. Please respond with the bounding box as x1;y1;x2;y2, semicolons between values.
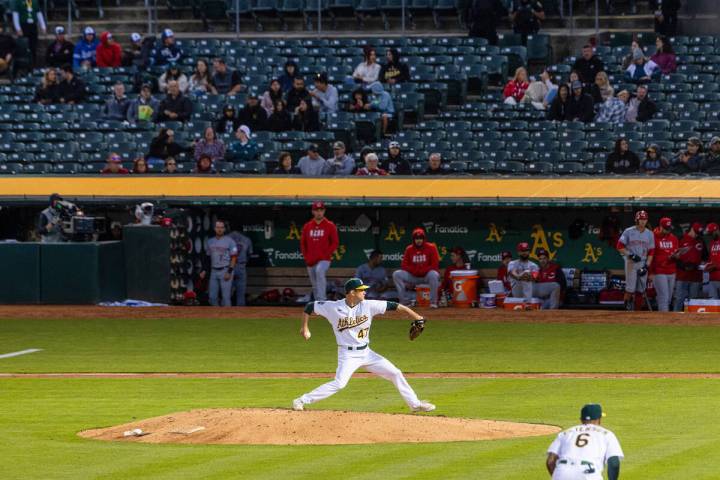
409;319;425;341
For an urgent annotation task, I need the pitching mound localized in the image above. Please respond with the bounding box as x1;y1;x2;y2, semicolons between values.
79;408;560;445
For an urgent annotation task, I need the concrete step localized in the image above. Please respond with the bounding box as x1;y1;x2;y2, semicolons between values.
48;6;197;21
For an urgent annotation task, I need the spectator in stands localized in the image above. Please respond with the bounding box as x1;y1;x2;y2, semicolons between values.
325;141;355;175
0;32;14;75
382;141;412;175
261;79;284;116
621;40;643;70
132;157;149;174
356;152;387;176
653;0;681;37
534;248;565;309
73;27;98;69
380;48;410;85
154;28;183;66
348;88;371;112
353;46;380;85
101;81;131;121
510;0;544;45
227;125;258;163
310;72;338;117
547;83;571;121
669;137;704;174
279;60;298;92
147;128;185;167
122;32;143;67
238;93;267;132
46;26;73;68
300;201;339;302
297;144;326;176
625;48;659;84
567;80;594;122
158;65;189;94
640;144;669;174
194;126;225;163
286;76;310;112
101;153;129;174
369;81;395;136
606;138;640;174
503;67;530;105
595;90;628;123
651;35;677;74
195;154;216;174
497;250;512;292
590;71;614;104
34;68;61;104
702;137;720;174
273;151;301;174
521;70;554;110
162;157;178;173
96;31;122;68
58;64;86;104
572;45;604;88
157;80;193;122
393;227;441;307
467;0;508;46
188;59;216;96
216;105;240;135
292;98;320;132
507;242;538;301
625;84;657;123
355;250;390;299
267;100;292;133
442;246;470;296
423;152;446;175
127;83;159;123
212;58;243;95
12;0;46;66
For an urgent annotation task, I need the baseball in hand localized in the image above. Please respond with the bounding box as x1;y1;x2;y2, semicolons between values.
302;329;311;340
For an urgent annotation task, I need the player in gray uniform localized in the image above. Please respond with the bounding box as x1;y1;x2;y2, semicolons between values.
616;210;654;311
37;193;66;243
355;250;391;299
200;220;238;307
229;227;253;306
507;242;540;301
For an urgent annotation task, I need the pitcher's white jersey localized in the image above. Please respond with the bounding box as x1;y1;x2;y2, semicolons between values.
548;424;624;475
313;299;389;347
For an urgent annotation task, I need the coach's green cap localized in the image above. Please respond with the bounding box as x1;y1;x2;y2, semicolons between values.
345;278;370;293
581;404;605;421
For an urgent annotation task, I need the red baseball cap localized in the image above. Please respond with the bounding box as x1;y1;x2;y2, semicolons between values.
516;242;530;252
311;201;325;210
706;223;719;234
659;217;672;229
635;210;649;221
692;222;704;234
501;250;512;260
536;248;549;257
412;228;426;239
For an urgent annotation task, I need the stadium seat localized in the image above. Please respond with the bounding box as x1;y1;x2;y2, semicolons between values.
554;161;584;174
525;161;553;175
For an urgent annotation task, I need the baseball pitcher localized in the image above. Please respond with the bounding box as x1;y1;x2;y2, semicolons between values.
616;211;654;311
546;404;624;480
293;278;435;413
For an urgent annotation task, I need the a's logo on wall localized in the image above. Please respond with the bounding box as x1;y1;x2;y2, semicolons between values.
332;245;347;261
384;222;406;242
582;244;603;263
485;223;504;242
530;224;565;260
286;222;301;240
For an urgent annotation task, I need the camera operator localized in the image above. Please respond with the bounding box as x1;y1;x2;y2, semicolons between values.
37;193;66;243
511;0;545;45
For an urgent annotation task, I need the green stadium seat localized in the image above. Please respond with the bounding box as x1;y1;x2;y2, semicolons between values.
554;161;584;174
497;33;522;47
525;161;553;174
526;34;552;63
468;160;495;174
494;160;524;174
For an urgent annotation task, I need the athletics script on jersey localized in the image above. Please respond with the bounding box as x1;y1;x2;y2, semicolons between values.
337;315;369;331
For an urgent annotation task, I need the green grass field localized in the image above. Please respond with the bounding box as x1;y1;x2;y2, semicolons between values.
2;316;720;479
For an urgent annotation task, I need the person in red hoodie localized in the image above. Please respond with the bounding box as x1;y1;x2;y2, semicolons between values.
96;31;122;68
496;251;512;292
650;217;679;312
533;248;566;309
300;201;339;301
673;222;707;311
392;228;440;307
704;223;720;299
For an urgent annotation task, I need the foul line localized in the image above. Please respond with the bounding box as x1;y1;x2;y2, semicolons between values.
1;372;719;379
0;349;42;359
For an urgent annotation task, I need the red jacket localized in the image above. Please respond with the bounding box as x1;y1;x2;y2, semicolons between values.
96;32;122;68
497;265;511;291
708;239;720;281
652;230;679;275
300;217;339;267
537;262;562;283
502;80;529;102
401;241;439;277
676;233;706;282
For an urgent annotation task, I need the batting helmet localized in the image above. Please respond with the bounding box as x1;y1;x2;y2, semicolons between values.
635;210;649;221
516;242;530;252
659;217;672;229
706;223;719;234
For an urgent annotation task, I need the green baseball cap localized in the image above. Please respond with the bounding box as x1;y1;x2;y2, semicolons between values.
580;404;605;421
344;278;370;293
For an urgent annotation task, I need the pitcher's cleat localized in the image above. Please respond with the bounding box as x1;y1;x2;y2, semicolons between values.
292;398;304;411
412;401;436;413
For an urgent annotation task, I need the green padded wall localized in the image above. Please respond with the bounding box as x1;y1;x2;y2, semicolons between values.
0;243;41;304
123;226;170;303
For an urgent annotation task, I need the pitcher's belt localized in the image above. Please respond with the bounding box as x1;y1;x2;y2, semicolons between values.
340;344;368;351
558;460;595;469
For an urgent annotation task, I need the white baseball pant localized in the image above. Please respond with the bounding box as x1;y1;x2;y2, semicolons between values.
392;270;441;304
624;259;647;294
552;464;602;480
511;280;533;301
307;260;331;301
299;347;422;409
533;282;561;309
708;281;720;299
653;273;676;312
